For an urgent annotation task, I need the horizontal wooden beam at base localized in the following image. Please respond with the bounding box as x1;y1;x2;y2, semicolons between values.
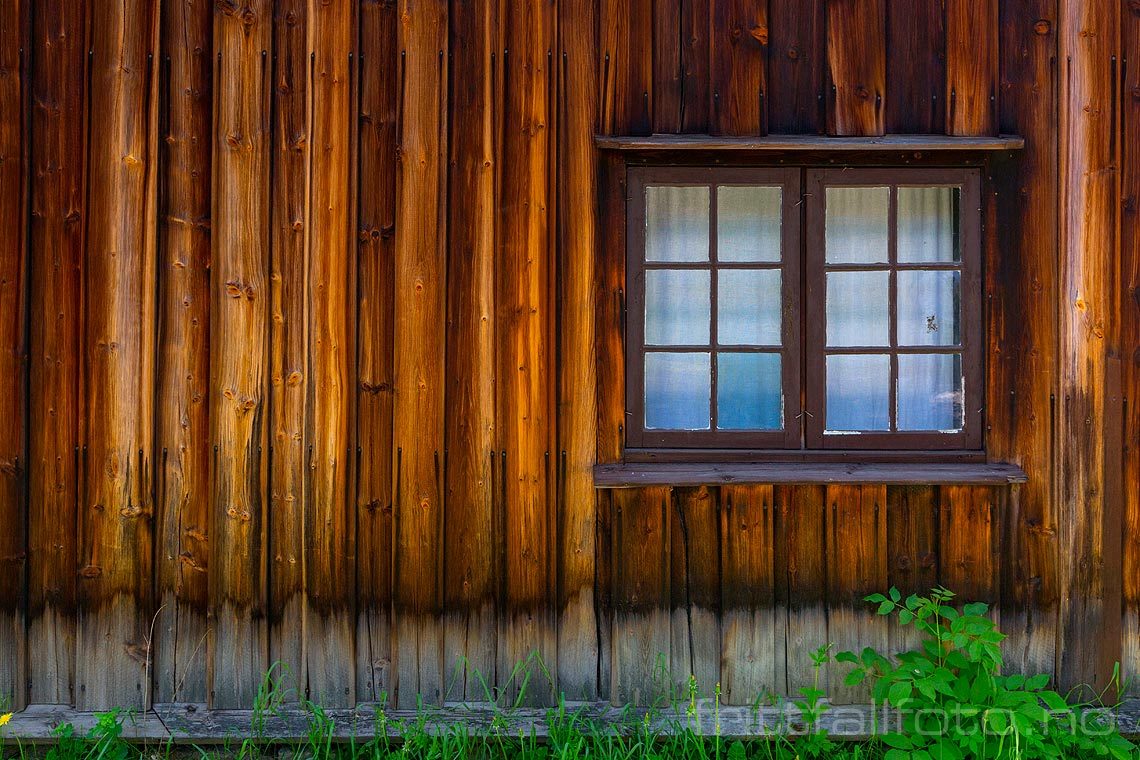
594;462;1029;488
3;701;1134;743
595;133;1025;151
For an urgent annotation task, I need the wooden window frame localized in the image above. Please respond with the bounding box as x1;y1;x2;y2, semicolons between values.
623;164;984;456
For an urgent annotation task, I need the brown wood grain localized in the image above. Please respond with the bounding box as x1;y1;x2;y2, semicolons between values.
209;0;269;710
444;0;499;702
79;0;160;711
26;0;85;707
825;0;885;136
392;0;448;709
355;0;398;705
154;0;213;706
778;484;827;696
720;485;777;704
598;0;652;135
885;0;944;133
885;486;939;655
595;154;626;466
992;0;1059;678
652;0;682;133
557;0;601;702
710;0;767;135
680;0;711;133
945;0;998;136
305;0;357;708
0;0;26;712
767;0;824;134
668;487;719;700
1055;0;1121;693
939;487;998;607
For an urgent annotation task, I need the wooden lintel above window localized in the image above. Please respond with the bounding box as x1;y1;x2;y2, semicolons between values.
595;133;1026;152
593;461;1029;488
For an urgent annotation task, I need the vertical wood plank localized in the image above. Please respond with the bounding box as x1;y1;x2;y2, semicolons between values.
595;154;625;466
1055;0;1121;693
939;487;998;607
652;0;681;133
720;485;777;705
355;0;398;704
444;0;499;701
598;0;652;135
155;0;213;705
393;0;448;709
946;0;998;135
885;486;939;655
79;0;160;710
595;489;614;702
825;484;887;704
268;0;309;698
992;0;1059;678
680;0;710;133
305;0;357;708
611;487;670;707
710;0;767;136
668;487;719;700
498;0;556;705
0;0;27;711
27;0;85;707
1120;0;1140;693
885;0;944;133
209;0;270;709
825;0;886;136
779;484;827;696
557;0;600;702
767;0;824;134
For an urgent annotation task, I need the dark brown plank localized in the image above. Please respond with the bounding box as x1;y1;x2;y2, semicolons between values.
885;486;939;655
720;485;778;705
594;133;1024;150
885;0;944;133
767;0;824;134
209;0;271;710
598;0;652;135
79;0;160;710
0;0;26;711
1055;0;1121;694
355;0;398;704
595;490;615;702
778;484;827;696
680;0;710;132
945;0;998;135
611;487;670;706
26;0;84;707
154;0;213;706
558;0;601;702
268;0;308;698
595;154;626;465
594;462;1028;487
392;0;448;709
825;484;887;704
825;0;886;136
444;0;498;701
305;0;357;707
668;487;719;700
991;0;1059;678
652;0;682;133
710;0;767;135
939;486;998;607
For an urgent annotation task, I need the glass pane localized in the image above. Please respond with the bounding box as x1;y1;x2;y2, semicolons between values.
825;186;890;264
646;186;709;262
645;269;710;345
826;270;889;347
717;352;782;430
898;186;958;263
898;353;964;431
645;352;711;430
718;186;782;262
898;270;960;346
826;354;890;431
718;269;781;345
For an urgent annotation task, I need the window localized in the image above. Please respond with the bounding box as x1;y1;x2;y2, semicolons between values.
625;166;982;453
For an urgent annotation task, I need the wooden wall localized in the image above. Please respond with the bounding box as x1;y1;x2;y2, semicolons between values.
0;0;1132;712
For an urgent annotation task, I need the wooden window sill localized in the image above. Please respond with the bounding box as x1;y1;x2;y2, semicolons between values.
595;133;1025;152
593;461;1028;488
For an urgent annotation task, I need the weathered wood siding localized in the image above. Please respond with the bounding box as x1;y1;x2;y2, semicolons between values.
0;0;1132;710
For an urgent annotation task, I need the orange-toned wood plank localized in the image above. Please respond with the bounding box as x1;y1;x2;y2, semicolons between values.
0;0;27;711
79;0;160;710
668;487;719;699
885;486;938;655
720;485;777;705
710;0;767;136
26;0;84;707
443;0;499;701
939;487;998;607
154;0;213;705
825;0;885;136
767;0;823;134
208;0;270;709
598;0;652;135
885;0;943;133
356;0;398;704
392;0;448;709
945;0;998;136
557;0;600;702
777;484;826;696
595;154;625;465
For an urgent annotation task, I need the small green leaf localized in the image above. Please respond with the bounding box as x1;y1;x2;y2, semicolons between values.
877;600;896;616
882;733;914;750
888;680;913;707
889;587;902;602
1025;673;1050;691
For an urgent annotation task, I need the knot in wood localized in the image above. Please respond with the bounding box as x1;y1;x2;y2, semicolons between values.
750;25;768;45
1033;19;1051;35
79;564;102;578
287;370;303;386
786;46;800;61
854;85;871;101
